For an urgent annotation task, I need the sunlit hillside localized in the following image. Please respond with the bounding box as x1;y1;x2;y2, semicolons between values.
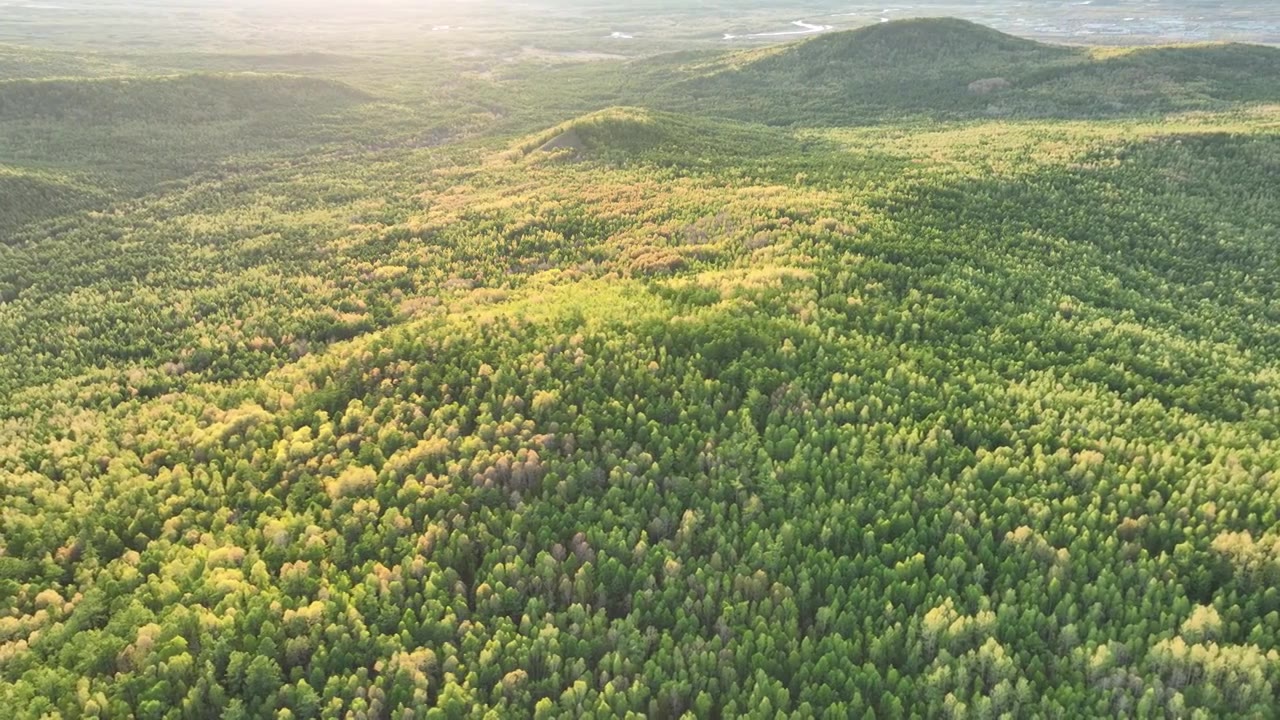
2;10;1280;720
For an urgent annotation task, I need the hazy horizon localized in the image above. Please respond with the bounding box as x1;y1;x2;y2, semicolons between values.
3;0;1279;53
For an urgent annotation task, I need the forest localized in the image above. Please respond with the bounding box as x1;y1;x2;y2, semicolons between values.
2;10;1280;720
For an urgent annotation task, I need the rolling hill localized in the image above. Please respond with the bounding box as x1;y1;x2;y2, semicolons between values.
641;18;1280;124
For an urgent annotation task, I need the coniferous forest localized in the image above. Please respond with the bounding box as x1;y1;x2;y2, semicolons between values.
3;3;1280;718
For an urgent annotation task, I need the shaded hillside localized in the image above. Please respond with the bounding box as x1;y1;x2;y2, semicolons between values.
0;45;130;80
1018;43;1280;116
643;18;1280;124
0;166;101;237
0;73;369;124
0;73;379;222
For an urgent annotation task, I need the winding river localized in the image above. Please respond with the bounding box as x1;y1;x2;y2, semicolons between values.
724;20;833;41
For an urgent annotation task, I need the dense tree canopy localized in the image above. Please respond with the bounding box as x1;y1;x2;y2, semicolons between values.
2;17;1280;720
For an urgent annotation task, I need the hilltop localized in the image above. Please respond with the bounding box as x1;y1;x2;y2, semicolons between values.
641;18;1280;124
512;107;808;170
515;107;707;159
771;17;1064;68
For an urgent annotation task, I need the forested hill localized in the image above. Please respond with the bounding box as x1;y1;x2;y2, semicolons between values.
3;15;1280;720
642;18;1280;124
